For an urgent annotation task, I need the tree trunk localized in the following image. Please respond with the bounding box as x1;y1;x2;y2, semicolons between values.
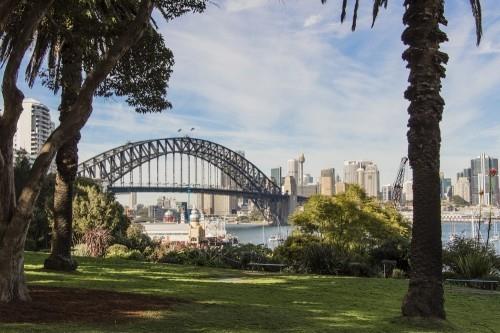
44;33;83;272
0;0;55;303
401;0;448;319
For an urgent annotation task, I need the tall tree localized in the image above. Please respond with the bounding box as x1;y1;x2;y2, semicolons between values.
320;0;482;318
0;0;205;302
22;1;175;271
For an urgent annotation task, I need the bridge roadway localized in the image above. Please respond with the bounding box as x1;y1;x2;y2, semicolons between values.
109;185;287;200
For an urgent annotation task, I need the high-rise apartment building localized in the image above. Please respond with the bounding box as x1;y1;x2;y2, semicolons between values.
320;168;335;196
213;173;238;215
471;153;499;205
343;160;379;198
14;98;55;162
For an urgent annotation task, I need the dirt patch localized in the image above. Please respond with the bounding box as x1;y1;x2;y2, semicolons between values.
0;285;185;323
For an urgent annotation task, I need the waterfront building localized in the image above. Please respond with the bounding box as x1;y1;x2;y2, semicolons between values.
148;205;165;222
471;153;499;205
163;209;177;223
188;209;205;245
14;98;55;163
320;168;335;196
455;177;471;203
382;184;393;202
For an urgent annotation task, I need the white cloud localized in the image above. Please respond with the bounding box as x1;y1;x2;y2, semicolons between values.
225;0;267;12
72;1;500;188
304;14;322;28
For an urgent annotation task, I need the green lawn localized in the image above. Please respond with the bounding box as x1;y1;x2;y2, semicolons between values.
1;252;499;333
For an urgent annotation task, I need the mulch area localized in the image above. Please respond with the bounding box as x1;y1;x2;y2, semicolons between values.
0;285;185;323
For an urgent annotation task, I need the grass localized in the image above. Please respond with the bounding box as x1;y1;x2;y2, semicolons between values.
1;251;499;333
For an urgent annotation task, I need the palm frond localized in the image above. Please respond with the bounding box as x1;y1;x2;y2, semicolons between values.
372;0;388;28
469;0;482;45
351;0;359;31
341;0;347;23
320;0;388;31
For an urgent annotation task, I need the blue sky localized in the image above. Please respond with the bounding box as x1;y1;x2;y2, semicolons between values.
8;0;500;189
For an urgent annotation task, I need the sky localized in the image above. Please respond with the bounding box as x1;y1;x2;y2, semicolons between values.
8;0;500;197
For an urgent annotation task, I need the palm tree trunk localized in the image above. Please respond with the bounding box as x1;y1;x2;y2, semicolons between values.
401;0;448;319
44;35;82;272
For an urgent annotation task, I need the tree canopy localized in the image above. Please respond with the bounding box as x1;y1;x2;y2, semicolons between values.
292;185;410;254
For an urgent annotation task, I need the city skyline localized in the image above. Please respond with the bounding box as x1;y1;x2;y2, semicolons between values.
4;1;500;193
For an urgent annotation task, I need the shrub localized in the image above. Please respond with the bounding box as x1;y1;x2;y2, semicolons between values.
275;235;341;274
124;223;153;252
106;244;130;258
340;261;374;277
368;238;410;273
443;237;499;279
106;244;145;261
73;243;90;257
83;228;111;257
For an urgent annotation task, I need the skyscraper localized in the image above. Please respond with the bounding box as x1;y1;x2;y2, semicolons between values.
271;167;282;187
382;184;393;202
287;159;299;184
320;168;335;196
440;172;452;200
14;98;55;162
455;177;471;203
343;160;379;198
403;180;413;202
364;164;380;198
343;161;359;184
471;153;499;205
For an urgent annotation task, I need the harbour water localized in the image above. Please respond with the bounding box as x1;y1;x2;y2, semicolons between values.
227;221;500;253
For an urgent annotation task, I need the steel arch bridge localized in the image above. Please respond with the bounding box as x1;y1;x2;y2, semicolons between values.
77;137;290;223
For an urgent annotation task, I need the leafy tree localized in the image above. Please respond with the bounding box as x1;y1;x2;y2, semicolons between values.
320;0;483;318
72;181;130;240
14;150;54;251
292;186;410;255
0;0;206;302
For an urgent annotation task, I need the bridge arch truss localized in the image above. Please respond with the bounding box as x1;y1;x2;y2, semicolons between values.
77;137;289;223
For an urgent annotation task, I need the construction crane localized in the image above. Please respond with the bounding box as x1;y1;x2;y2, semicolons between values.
392;157;409;208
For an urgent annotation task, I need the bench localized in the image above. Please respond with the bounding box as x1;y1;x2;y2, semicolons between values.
445;278;498;291
248;262;287;272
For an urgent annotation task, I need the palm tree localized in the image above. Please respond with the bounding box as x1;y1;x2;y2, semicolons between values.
21;0;177;271
320;0;482;318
